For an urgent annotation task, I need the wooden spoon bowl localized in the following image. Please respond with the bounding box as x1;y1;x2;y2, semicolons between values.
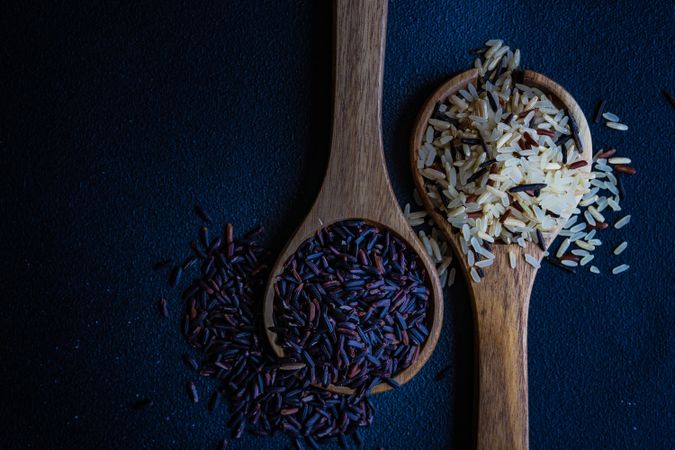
262;0;443;396
410;69;592;449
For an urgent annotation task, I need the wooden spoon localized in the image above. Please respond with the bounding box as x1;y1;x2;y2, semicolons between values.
262;0;443;396
410;69;592;449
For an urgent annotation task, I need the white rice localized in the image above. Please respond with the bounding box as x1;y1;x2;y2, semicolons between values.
612;264;629;274
606;121;628;131
556;238;571;258
589;265;600;274
579;254;594;266
509;249;516;268
608;157;631;165
602;112;620;122
524;253;540;268
613;241;628;255
614;214;631;229
447;267;456;287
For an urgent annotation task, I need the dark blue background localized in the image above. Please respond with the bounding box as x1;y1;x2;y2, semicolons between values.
2;1;673;449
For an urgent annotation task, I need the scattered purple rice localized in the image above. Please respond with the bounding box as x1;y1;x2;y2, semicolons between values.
169;266;182;288
593;99;606;123
194;204;213;224
182;352;199;371
208;390;222;412
158;298;169;317
663;90;675;109
544;255;576;274
434;365;451;381
272;220;430;397
200;226;209;248
130;398;153;410
187;381;199;403
216;438;228;450
153;259;172;271
165;222;375;447
182;256;199;271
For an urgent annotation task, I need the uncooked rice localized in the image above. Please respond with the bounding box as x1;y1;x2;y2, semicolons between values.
613;241;628;255
606;122;628;131
416;39;591;279
402;40;635;286
612;264;630;274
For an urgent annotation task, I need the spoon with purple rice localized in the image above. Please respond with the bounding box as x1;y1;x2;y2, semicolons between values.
262;0;443;396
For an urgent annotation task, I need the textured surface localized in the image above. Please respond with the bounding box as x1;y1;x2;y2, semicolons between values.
1;1;672;449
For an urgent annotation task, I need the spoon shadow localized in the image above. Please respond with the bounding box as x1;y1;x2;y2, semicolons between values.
390;75;475;449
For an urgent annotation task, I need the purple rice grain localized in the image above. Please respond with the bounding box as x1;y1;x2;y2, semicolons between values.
615;173;625;200
169;266;182;288
535;229;546;252
593;99;606;123
544;256;576;274
158;298;169;317
200;226;209;248
153;259;172;271
130;398;153;410
188;381;199;403
663;90;675;109
208;390;222;412
467;168;488;183
182;352;199;371
508;183;546;193
568;114;582;153
182;256;199;271
194;204;213;224
216;438;228;450
434;365;451;381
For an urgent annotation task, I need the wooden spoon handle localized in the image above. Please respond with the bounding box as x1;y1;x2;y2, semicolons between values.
473;263;534;450
322;0;389;208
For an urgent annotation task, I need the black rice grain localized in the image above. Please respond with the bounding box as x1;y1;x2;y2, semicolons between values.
182;352;199;371
169;266;182;288
194;204;213;224
434;365;451;381
158;298;169;317
508;183;546;193
568;114;582;153
153;259;172;271
615;173;625;200
216;438;228;450
544;256;576;274
130;398;153;410
188;381;199;403
208;390;222;412
535;229;546;252
663;90;675;109
593;99;606;123
467;168;488;183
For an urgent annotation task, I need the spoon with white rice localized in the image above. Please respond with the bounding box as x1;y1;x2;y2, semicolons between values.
410;42;592;450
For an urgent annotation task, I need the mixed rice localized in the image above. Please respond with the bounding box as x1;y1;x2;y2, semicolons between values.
407;39;635;281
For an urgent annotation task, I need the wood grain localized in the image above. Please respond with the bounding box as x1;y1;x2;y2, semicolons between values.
263;0;443;396
410;69;592;449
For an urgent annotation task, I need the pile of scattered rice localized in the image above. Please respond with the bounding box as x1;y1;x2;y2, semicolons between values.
406;39;635;283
